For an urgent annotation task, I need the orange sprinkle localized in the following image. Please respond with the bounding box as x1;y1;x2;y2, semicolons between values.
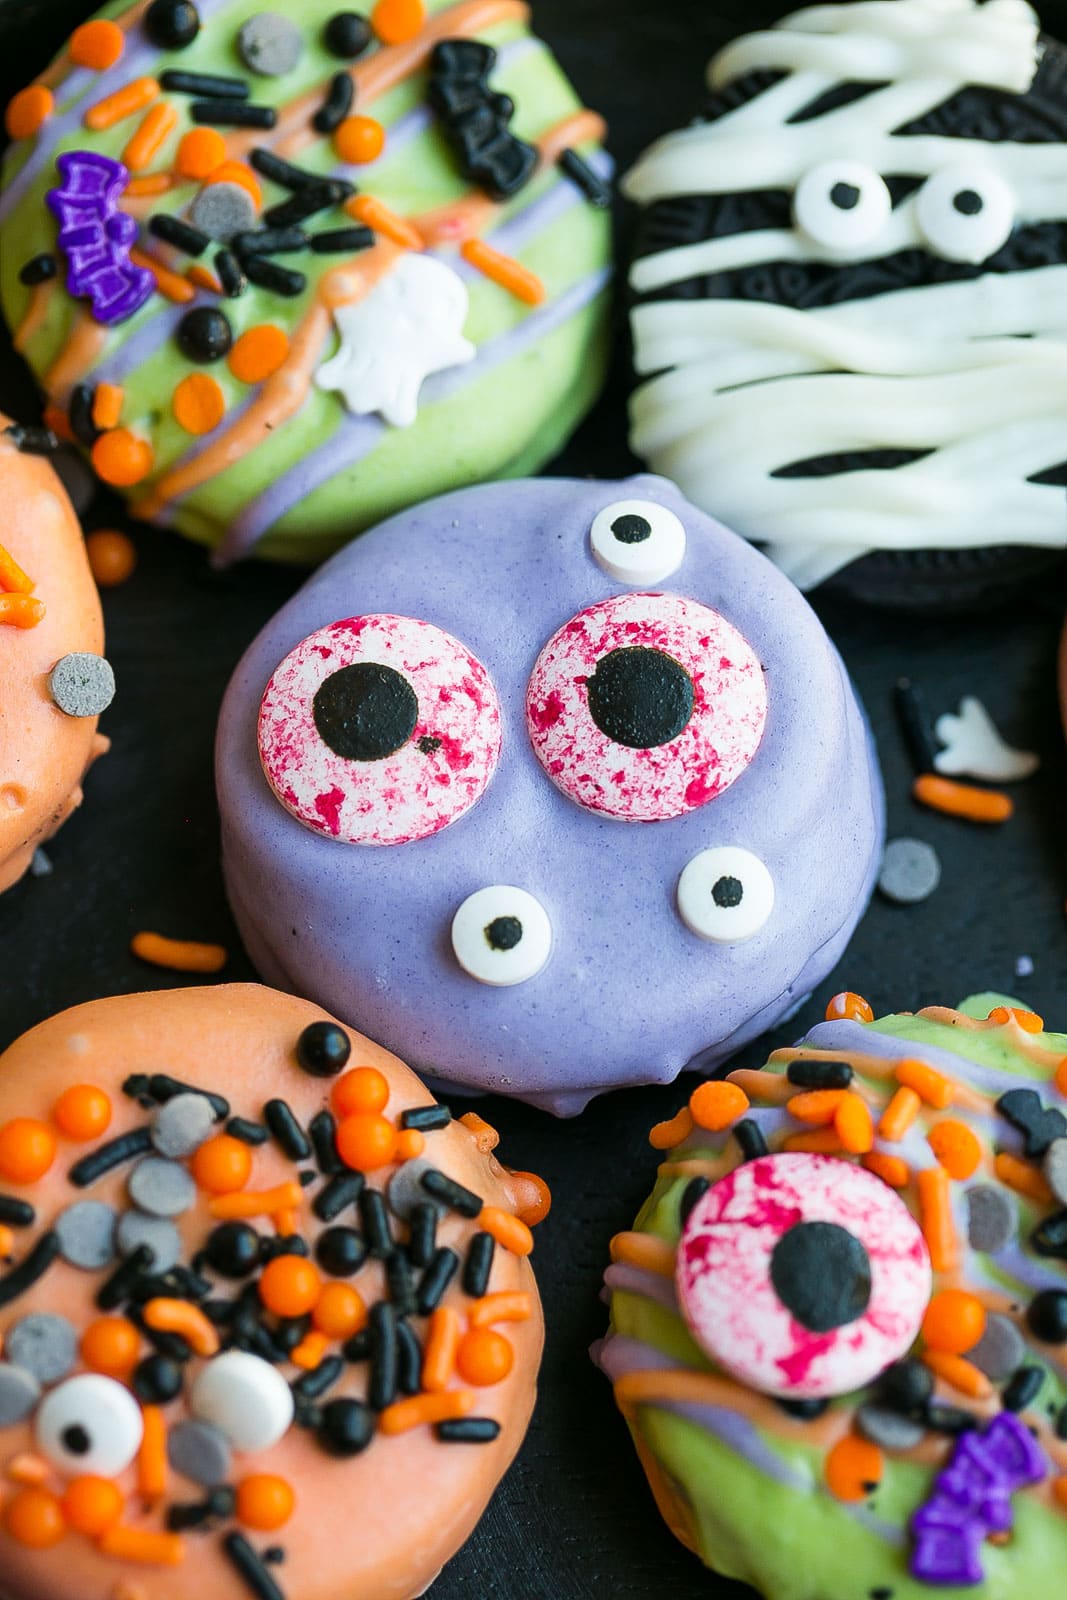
312;1283;366;1340
0;1225;13;1257
461;238;546;305
126;173;174;196
347;194;422;250
458;1111;500;1152
173;372;226;435
92;429;155;488
137;1406;167;1501
207;160;262;210
988;1005;1044;1033
91;383;124;431
129;248;196;304
123;101;179;173
896;1059;954;1110
0;1119;56;1185
186;263;223;294
42;402;74;443
824;1436;883;1502
335;1112;398;1172
1054;1475;1067;1511
456;1327;514;1387
917;1165;958;1273
228;323;290;384
928;1119;982;1181
0;542;34;594
1057;1057;1067;1099
609;1233;676;1277
994;1150;1052;1205
782;1128;845;1155
371;0;427;44
834;1092;875;1154
236;1475;294;1532
509;1170;552;1225
5;1486;65;1548
861;1151;911;1189
259;1256;320;1319
177;127;227;181
144;1299;220;1358
6;1454;48;1486
468;1291;534;1328
878;1086;922;1142
825;991;875;1024
70;18;125;70
649;1108;693;1150
786;1089;846;1125
191;1134;252;1195
81;1316;140;1377
85;77;160;132
333;1067;389;1117
334;114;386;164
395;1128;425;1161
479;1206;535;1259
922;1350;993;1400
97;1526;184;1566
689;1080;751;1132
272;1207;299;1236
289;1331;330;1371
210;1181;303;1220
922;1288;986;1354
0;594;47;629
130;931;226;973
62;1475;124;1536
913;773;1013;824
86;530;137;588
379;1389;475;1435
5;85;54;141
53;1083;112;1143
422;1306;461;1392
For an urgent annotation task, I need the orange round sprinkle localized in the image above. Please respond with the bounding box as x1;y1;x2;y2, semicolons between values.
5;1486;65;1548
825;991;874;1024
52;1083;112;1142
825;1436;883;1502
922;1288;986;1355
455;1327;514;1387
173;372;226;435
176;127;226;181
988;1005;1044;1033
510;1170;551;1225
228;324;291;384
259;1255;320;1319
91;428;154;488
395;1128;425;1161
333;1067;390;1117
207;160;262;209
928;1119;982;1180
0;1118;56;1185
336;1112;398;1172
689;1080;750;1132
81;1315;140;1377
70;19;125;70
371;0;426;45
5;85;54;141
334;114;386;164
62;1475;124;1536
191;1134;253;1195
312;1282;366;1339
236;1474;295;1532
86;529;137;588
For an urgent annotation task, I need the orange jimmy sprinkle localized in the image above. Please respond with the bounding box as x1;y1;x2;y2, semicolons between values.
228;324;291;384
137;1406;167;1501
208;160;262;209
4;1486;65;1548
0;594;46;629
144;1299;219;1357
312;1283;366;1339
912;773;1013;825
834;1093;874;1154
782;1128;845;1155
649;1107;693;1150
824;1436;883;1502
333;1066;389;1117
334;115;386;164
1054;1476;1067;1511
0;1225;13;1258
422;1306;461;1392
371;0;427;44
70;18;125;70
458;1111;500;1152
186;263;223;294
1057;1056;1067;1100
123;101;179;172
994;1150;1052;1206
81;1316;140;1377
861;1151;910;1189
336;1112;398;1172
456;1327;514;1387
91;383;124;431
922;1350;993;1401
290;1331;330;1370
91;429;154;488
259;1255;320;1319
461;238;546;305
272;1206;300;1236
347;194;423;249
988;1005;1044;1033
379;1389;475;1435
177;127;227;181
62;1475;124;1536
928;1119;982;1180
787;1089;847;1125
97;1526;184;1566
0;542;34;594
609;1232;676;1277
209;1181;303;1220
84;76;160;132
130;931;227;972
479;1206;534;1258
236;1475;295;1532
917;1166;958;1273
86;530;137;588
689;1080;750;1132
896;1059;954;1110
6;1454;49;1486
53;1084;112;1143
395;1128;425;1161
0;1119;56;1185
127;172;174;196
922;1288;986;1355
191;1134;252;1195
129;248;196;304
510;1170;551;1225
173;372;226;435
825;991;875;1024
878;1086;922;1143
468;1291;533;1328
42;402;75;443
5;86;54;141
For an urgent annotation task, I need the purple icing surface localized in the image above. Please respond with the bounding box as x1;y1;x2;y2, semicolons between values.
216;475;884;1114
801;1019;1045;1096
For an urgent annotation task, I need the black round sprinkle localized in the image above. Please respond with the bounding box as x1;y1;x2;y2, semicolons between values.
323;11;372;58
711;875;743;909
176;307;232;364
1027;1289;1067;1344
586;647;694;751
485;916;522;952
62;1424;91;1456
296;1021;351;1078
953;189;983;216
315;1226;366;1278
1031;1210;1067;1260
204;1222;261;1279
611;513;651;545
830;181;860;210
1002;1364;1044;1413
770;1221;871;1333
318;1397;374;1456
876;1358;934;1417
313;662;418;762
145;0;200;49
133;1354;183;1405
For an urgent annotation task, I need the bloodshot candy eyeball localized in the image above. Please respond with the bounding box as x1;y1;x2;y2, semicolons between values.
216;475;884;1115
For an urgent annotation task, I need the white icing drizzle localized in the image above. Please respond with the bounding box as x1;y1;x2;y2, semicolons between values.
623;0;1067;586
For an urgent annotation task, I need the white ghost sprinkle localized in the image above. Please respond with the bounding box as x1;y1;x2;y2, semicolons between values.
934;696;1040;784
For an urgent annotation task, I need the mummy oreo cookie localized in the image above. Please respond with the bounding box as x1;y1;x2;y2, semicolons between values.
216;475;884;1115
626;0;1067;607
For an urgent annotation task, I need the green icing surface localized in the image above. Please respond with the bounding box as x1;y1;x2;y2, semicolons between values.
0;0;611;560
610;1006;1067;1599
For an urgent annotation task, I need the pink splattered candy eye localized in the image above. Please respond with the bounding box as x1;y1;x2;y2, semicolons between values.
525;593;767;822
676;1152;932;1399
258;614;502;846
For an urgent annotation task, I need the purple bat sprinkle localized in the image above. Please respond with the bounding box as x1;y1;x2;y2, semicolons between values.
46;151;154;326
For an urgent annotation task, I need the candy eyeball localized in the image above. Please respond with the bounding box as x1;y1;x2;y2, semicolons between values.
589;499;687;585
451;885;553;986
677;846;774;943
36;1373;144;1476
189;1350;294;1452
675;1152;932;1399
916;164;1015;264
793;161;892;255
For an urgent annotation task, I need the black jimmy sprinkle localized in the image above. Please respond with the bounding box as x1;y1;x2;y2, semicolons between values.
160;68;250;99
312;70;355;134
314;1171;364;1223
68;383;99;447
419;1168;482;1218
558;147;611;208
240;257;307;297
787;1058;855;1090
0;1231;59;1308
69;1127;153;1187
149;213;210;257
191;101;277;128
264;1099;311;1161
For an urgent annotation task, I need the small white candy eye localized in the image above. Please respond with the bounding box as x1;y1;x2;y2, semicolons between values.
590;499;686;584
793;161;892;254
678;847;775;943
190;1351;294;1452
916;164;1014;264
36;1374;143;1477
451;886;552;986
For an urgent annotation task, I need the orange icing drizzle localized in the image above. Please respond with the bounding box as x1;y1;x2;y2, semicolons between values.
32;0;150;93
12;280;54;355
43;317;109;403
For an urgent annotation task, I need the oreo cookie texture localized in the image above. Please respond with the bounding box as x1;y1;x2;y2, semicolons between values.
625;0;1067;608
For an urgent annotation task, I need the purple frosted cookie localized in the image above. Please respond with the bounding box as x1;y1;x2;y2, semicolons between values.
215;475;884;1115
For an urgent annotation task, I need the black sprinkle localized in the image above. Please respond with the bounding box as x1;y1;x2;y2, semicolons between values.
679;1178;710;1226
776;1396;830;1419
323;12;372;59
309;1111;342;1176
292;1354;344;1400
0;1196;35;1228
314;1171;364;1223
274;1315;311;1355
395;1317;422;1394
215;249;249;299
318;1396;374;1456
368;1302;397;1409
0;1231;59;1308
147;1074;229;1120
417;1247;459;1315
263;1548;286;1565
1056;1403;1067;1440
401;1106;452;1133
869;1590;894;1600
144;0;200;51
233;227;308;257
385;1250;416;1314
3;424;60;454
786;1058;854;1090
313;71;355;135
191;101;277;128
877;1359;934;1416
202;1297;238;1326
227;1117;269;1145
149;213;210;257
894;678;939;775
407;1202;437;1269
343;1328;371;1363
925;1404;979;1436
18;253;56;286
1003;1365;1044;1412
69;1127;153;1188
96;1245;154;1312
167;1494;228;1531
251;148;337;192
436;1417;501;1443
69;384;99;448
359;1188;393;1256
733;1120;769;1163
241;256;307;296
161;68;250;99
558;147;611;208
996;1089;1067;1158
308;225;374;254
263;186;353;229
462;1232;494;1298
223;1533;286;1600
1030;1210;1067;1260
314;1226;367;1277
420;1169;482;1218
259;1234;309;1262
264;1100;311;1162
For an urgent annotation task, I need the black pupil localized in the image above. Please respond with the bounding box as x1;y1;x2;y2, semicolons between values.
62;1424;92;1456
770;1221;872;1333
953;188;983;216
611;514;652;545
830;181;861;211
712;875;743;909
486;916;523;951
313;663;418;762
586;647;694;750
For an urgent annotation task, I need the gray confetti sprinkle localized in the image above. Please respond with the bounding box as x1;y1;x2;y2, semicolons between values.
55;1200;117;1270
168;1419;232;1485
189;181;257;241
128;1156;197;1218
1044;1139;1067;1208
49;652;115;718
387;1158;442;1222
237;11;304;75
856;1404;926;1453
877;837;941;905
965;1184;1016;1254
29;848;52;877
117;1211;182;1273
0;1363;40;1426
969;1311;1027;1383
6;1313;77;1384
152;1093;216;1159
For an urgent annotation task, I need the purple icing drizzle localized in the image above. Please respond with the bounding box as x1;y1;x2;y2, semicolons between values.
46;151;153;325
801;1019;1046;1097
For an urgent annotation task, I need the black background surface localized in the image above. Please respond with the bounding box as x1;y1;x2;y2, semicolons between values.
2;2;1067;1595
